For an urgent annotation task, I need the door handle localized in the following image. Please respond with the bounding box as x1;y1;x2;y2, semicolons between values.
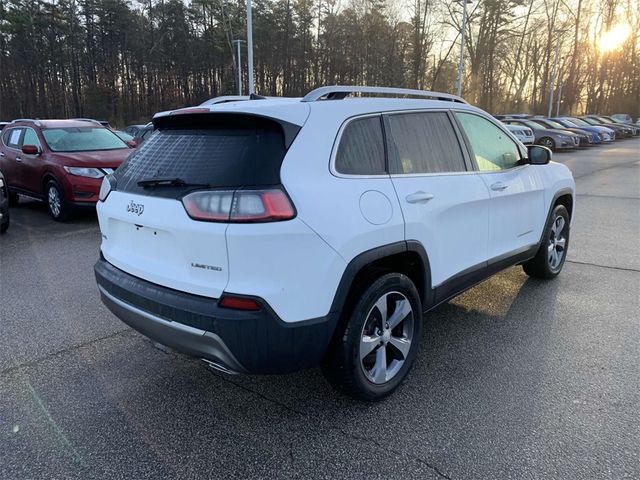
15;157;22;162
490;182;508;191
405;191;435;204
0;152;5;157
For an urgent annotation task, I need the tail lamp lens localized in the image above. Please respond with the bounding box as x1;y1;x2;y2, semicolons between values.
219;295;261;311
182;188;295;223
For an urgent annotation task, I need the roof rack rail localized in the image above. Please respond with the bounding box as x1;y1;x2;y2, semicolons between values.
71;118;110;127
199;94;269;106
11;118;43;126
199;95;250;106
301;86;468;104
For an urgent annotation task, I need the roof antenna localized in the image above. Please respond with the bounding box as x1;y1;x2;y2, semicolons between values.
249;93;267;100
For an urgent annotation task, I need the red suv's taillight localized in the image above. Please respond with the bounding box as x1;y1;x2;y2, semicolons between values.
182;188;295;223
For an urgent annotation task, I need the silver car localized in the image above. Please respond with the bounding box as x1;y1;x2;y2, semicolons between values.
502;119;579;151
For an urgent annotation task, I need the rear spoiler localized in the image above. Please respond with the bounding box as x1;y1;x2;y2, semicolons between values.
152;111;301;149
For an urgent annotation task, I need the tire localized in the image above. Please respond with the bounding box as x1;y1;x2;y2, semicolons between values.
523;204;570;279
539;137;556;151
45;180;71;222
322;273;422;401
8;191;19;207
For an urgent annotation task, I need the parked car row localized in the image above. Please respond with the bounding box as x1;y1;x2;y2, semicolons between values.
495;113;639;151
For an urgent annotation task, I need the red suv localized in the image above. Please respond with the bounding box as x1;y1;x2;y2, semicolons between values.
0;119;134;221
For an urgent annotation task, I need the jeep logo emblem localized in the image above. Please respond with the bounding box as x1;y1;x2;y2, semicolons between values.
126;200;144;216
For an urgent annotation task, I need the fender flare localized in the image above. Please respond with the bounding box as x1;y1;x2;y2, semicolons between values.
328;240;433;318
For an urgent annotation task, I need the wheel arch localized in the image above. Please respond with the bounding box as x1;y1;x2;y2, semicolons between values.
41;171;59;192
553;191;573;219
329;241;433;327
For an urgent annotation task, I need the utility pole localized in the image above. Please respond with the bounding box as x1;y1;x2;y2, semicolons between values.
246;0;254;95
455;0;472;97
233;39;245;95
548;29;564;118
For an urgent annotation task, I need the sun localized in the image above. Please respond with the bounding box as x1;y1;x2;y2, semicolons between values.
599;24;632;52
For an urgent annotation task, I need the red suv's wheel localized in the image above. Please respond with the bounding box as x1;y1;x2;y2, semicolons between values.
45;180;71;222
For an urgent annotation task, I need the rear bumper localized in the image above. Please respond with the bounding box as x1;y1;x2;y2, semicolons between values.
95;257;337;374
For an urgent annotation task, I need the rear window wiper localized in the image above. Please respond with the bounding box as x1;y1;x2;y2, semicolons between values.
137;177;210;188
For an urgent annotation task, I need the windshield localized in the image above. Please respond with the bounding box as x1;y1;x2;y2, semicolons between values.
544;119;565;129
116;124;286;198
519;120;541;129
582;118;600;125
595;116;613;124
42;127;128;152
567;118;589;127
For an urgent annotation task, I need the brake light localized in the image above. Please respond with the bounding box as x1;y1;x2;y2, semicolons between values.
182;188;295;223
219;295;261;311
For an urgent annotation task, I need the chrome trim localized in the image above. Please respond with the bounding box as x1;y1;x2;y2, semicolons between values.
329;108;476;179
329;112;389;179
98;285;247;374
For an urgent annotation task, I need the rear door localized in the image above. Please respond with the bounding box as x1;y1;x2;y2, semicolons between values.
385;110;491;288
454;111;546;260
17;127;45;194
0;127;24;189
98;115;291;298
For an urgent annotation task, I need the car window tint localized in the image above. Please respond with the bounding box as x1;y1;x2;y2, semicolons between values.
456;112;521;171
22;128;41;148
335;116;386;175
386;112;466;174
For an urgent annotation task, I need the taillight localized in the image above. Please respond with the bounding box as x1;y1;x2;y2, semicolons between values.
182;188;295;223
219;295;261;311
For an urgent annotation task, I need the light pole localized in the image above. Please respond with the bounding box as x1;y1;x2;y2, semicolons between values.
548;29;564;118
455;0;473;97
246;0;254;95
232;39;245;95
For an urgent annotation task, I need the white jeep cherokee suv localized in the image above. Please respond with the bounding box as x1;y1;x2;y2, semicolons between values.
95;86;575;401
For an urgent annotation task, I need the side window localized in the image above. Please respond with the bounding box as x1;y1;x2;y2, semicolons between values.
22;128;41;148
335;116;386;175
3;128;23;148
456;112;521;171
386;111;466;174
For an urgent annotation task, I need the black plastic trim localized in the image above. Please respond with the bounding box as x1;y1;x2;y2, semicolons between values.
95;257;335;374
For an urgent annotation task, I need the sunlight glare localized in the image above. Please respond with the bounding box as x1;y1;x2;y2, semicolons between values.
599;24;632;52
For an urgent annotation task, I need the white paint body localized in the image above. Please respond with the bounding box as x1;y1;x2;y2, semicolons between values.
97;96;575;323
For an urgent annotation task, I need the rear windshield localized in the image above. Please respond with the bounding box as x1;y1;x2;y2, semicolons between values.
42;127;128;152
115;126;286;197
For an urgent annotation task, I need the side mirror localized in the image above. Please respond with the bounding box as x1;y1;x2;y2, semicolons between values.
126;140;137;148
21;144;40;155
527;145;552;165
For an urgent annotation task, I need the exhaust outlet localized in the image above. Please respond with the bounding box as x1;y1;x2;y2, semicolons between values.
201;358;239;375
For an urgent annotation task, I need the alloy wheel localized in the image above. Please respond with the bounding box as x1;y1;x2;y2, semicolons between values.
540;138;554;149
359;291;414;385
48;186;61;218
547;215;567;270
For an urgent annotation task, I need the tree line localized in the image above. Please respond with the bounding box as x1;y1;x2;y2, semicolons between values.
0;0;638;126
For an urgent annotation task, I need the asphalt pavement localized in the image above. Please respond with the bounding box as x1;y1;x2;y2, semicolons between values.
1;139;639;479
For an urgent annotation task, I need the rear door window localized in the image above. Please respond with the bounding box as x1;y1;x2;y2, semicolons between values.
116;124;287;197
335;116;386;175
386;112;466;174
3;128;23;148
